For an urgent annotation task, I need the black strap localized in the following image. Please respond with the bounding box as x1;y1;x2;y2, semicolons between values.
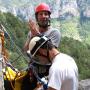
46;41;51;63
31;37;46;55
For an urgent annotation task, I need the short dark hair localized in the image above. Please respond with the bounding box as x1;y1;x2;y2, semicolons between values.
41;40;54;50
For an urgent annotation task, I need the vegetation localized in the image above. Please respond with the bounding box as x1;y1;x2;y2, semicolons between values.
0;12;90;80
59;37;90;80
78;21;90;45
0;12;29;70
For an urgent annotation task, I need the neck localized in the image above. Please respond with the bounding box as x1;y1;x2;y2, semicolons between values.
49;48;60;61
39;27;50;33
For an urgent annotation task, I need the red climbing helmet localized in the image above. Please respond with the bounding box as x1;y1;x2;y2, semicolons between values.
35;3;51;14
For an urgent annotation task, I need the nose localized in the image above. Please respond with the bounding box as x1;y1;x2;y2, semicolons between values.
42;13;46;18
38;11;49;19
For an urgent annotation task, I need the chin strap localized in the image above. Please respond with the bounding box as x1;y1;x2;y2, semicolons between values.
46;42;51;63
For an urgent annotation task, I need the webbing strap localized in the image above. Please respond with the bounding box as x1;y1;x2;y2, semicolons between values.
29;64;48;90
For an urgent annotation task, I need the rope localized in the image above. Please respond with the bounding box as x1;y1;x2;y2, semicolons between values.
0;23;29;89
0;24;29;64
0;56;15;90
29;63;48;90
1;22;48;89
3;59;20;90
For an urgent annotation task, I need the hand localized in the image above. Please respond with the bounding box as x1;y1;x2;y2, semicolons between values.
34;83;43;90
28;19;40;37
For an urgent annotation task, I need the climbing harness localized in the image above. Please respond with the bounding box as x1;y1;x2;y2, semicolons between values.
0;23;50;90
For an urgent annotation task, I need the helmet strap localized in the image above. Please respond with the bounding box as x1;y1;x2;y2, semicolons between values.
46;42;51;63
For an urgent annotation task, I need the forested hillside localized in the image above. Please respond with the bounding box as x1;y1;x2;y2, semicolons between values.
0;12;90;80
0;0;90;45
0;12;29;70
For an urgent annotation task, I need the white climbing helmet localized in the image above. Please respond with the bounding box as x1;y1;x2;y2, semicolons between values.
27;35;49;57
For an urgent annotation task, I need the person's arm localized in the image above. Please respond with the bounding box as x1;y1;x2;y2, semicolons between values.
23;40;29;51
28;19;40;37
23;32;31;52
23;19;40;52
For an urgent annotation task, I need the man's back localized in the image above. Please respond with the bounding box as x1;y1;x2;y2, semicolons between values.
48;53;78;90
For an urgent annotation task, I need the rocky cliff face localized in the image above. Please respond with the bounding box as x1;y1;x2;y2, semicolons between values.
0;0;90;20
79;79;90;90
0;0;79;20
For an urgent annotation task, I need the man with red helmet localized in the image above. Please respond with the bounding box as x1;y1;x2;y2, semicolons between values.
22;3;61;89
35;3;51;28
23;3;61;52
